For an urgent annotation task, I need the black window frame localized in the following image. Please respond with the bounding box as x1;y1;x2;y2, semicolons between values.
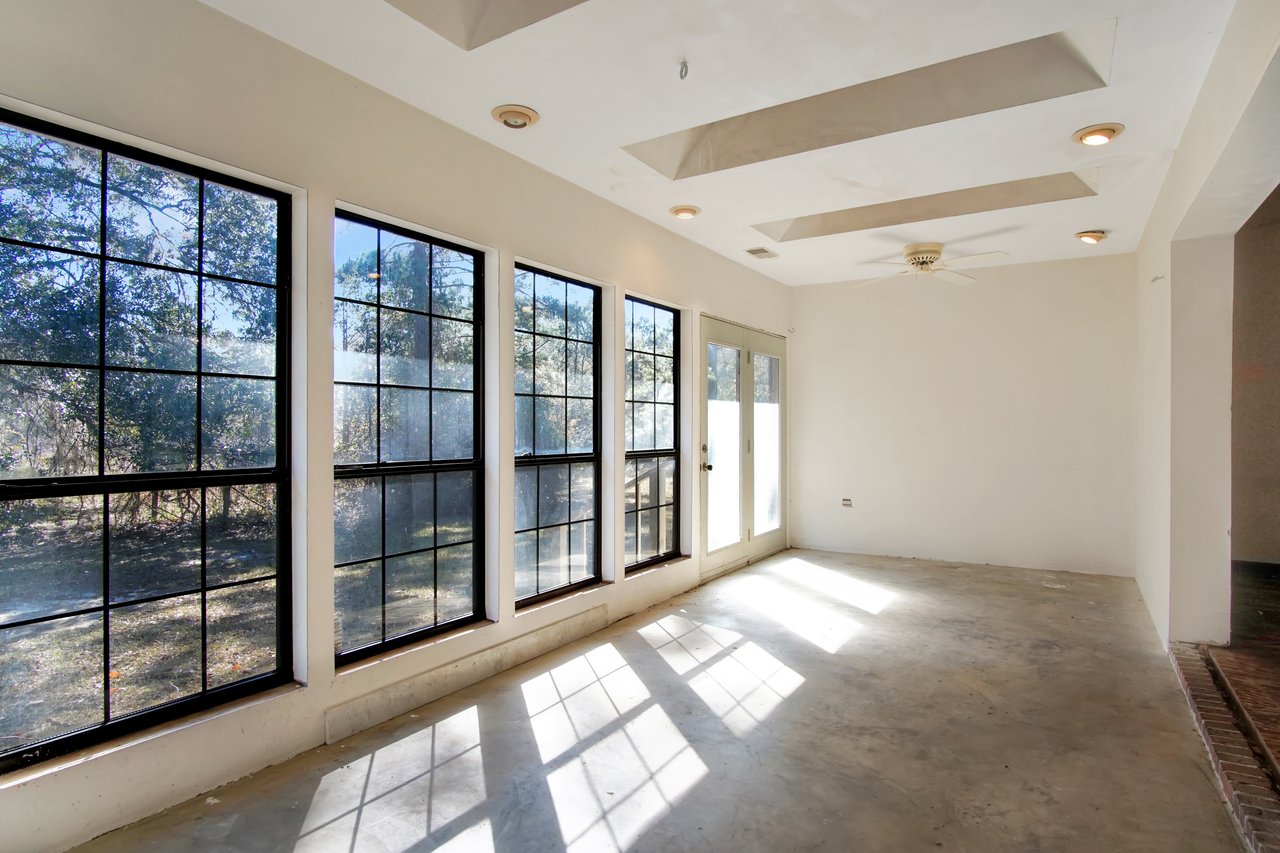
332;209;485;667
514;263;602;607
623;295;681;571
0;107;293;773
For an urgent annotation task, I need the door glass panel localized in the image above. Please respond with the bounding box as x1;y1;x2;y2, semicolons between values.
706;343;741;551
753;353;782;535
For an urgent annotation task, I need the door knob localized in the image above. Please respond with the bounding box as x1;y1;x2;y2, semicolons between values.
700;463;713;471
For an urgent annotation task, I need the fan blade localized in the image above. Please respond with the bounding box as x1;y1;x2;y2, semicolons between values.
940;251;1008;269
862;260;909;267
853;270;913;288
932;268;975;285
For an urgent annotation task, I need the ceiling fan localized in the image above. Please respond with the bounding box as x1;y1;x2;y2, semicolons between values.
858;242;1008;287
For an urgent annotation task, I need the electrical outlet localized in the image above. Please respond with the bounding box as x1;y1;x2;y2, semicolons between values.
841;498;853;508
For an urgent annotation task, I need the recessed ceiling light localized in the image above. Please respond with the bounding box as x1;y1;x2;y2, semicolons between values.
492;105;539;129
1074;123;1124;146
1076;230;1107;244
670;205;700;219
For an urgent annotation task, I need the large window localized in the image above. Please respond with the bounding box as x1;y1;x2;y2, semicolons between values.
624;297;679;569
332;211;483;663
514;265;600;604
0;110;291;770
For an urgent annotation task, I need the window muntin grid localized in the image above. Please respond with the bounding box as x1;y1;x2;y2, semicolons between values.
624;296;679;569
0;110;291;772
332;211;483;663
514;266;600;604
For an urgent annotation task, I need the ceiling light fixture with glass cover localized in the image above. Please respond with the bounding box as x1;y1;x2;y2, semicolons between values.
492;105;539;129
670;205;700;219
1074;123;1124;145
1076;230;1107;244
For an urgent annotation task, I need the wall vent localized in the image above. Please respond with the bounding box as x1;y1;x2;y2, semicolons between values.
745;247;778;259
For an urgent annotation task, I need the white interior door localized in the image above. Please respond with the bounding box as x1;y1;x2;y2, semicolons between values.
700;316;786;576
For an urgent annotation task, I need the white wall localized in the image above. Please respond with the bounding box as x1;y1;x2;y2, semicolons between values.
1133;0;1280;645
0;1;790;850
1169;236;1233;643
788;254;1137;576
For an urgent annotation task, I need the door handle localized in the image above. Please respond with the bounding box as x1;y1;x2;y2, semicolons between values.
700;463;713;471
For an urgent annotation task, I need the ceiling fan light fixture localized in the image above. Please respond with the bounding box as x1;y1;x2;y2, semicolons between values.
492;104;539;129
1074;123;1124;146
1076;230;1107;244
670;205;700;220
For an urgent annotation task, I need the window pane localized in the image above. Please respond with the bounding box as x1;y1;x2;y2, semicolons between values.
533;335;565;396
432;248;474;321
380;387;430;462
538;525;569;591
514;269;534;331
0;365;98;480
436;471;474;546
514;531;538;599
566;341;592;397
0;615;103;751
706;343;741;552
566;283;593;342
0;244;98;365
432;391;474;460
632;301;655;352
634;402;655;451
203;279;276;376
754;353;782;535
202;376;275;469
570;521;595;582
334;384;376;465
335;559;381;653
515;331;533;394
380;307;430;388
105;262;198;371
104;372;196;474
515;395;534;457
333;301;377;383
106;155;199;270
386;473;433;556
0;123;101;252
660;456;677;505
109;593;202;718
534;274;565;336
436;544;474;623
654;306;675;356
624;460;637;513
109;489;201;603
624;513;637;566
535;396;566;455
660;505;675;554
538;464;569;527
432;318;473;390
334;477;381;565
207;579;276;688
632;353;654;402
655;356;674;403
638;508;659;563
206;484;277;586
0;496;102;625
570;462;594;522
515;467;538;531
655;403;675;450
334;219;378;302
636;459;657;509
386;550;434;638
567;398;593;454
203;182;278;285
380;232;430;312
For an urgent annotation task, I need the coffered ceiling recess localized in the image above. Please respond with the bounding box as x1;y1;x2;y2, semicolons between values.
202;0;1235;286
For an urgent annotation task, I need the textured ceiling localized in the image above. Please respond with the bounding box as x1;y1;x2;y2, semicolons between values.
202;0;1235;286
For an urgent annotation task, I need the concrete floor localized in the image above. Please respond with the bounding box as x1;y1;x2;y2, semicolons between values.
78;550;1240;852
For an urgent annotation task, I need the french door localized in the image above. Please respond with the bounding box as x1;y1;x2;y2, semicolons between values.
699;316;786;577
